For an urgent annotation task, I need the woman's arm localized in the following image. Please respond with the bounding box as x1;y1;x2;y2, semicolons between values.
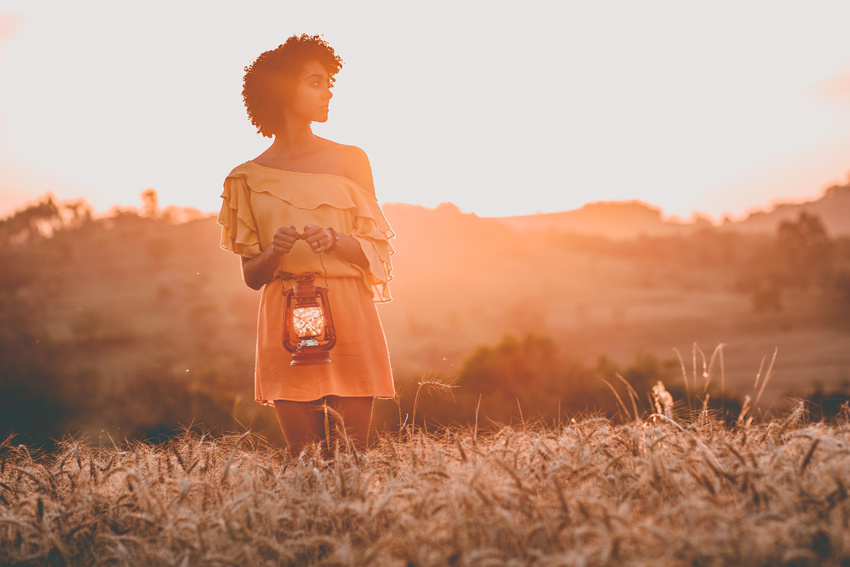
240;225;299;290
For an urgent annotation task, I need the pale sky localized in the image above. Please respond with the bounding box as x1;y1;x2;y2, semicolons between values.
1;1;850;220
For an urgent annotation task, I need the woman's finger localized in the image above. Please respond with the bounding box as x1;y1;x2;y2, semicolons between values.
302;224;325;238
275;225;300;241
274;233;298;246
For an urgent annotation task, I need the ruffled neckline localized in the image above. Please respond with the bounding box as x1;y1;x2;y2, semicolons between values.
243;161;373;196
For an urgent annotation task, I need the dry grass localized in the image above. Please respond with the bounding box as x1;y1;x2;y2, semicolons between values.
2;405;850;567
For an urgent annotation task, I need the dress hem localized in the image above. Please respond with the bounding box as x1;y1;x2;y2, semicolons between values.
257;393;397;406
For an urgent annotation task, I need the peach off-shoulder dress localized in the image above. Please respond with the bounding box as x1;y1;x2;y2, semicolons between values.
217;161;395;405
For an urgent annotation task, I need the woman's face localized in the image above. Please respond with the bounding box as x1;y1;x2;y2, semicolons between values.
286;59;333;123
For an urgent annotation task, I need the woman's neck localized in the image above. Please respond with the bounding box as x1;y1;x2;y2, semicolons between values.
270;119;317;159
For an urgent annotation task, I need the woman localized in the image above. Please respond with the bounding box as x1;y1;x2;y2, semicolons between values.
218;35;395;457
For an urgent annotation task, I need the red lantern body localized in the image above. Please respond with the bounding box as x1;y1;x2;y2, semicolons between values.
282;273;337;366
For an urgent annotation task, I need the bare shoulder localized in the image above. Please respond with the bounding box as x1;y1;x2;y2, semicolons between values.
338;145;376;196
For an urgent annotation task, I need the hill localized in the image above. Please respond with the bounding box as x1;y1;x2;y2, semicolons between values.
726;182;850;236
489;178;850;238
491;200;712;239
380;201;850;409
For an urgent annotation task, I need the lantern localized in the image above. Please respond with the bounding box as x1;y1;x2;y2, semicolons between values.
282;273;337;366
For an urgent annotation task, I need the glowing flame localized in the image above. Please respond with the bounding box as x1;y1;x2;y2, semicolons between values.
293;306;324;338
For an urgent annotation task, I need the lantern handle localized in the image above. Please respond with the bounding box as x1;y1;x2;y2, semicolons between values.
318;244;329;291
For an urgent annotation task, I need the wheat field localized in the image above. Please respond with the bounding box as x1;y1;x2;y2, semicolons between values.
2;402;849;567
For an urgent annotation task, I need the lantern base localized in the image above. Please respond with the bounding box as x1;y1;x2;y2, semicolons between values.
290;349;333;366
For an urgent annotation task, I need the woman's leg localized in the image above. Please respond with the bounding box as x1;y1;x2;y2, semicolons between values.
274;399;325;457
325;396;374;452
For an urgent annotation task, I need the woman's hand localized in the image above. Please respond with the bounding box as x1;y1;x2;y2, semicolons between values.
302;224;334;254
269;225;300;258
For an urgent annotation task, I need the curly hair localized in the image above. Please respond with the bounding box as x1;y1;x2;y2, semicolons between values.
242;34;343;138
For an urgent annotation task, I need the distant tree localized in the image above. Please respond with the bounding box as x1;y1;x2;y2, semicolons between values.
58;198;93;229
0;195;60;245
458;333;575;424
397;333;690;428
388;330;742;431
140;188;159;218
776;211;833;288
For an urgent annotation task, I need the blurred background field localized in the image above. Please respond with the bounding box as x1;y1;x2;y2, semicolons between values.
2;182;850;447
